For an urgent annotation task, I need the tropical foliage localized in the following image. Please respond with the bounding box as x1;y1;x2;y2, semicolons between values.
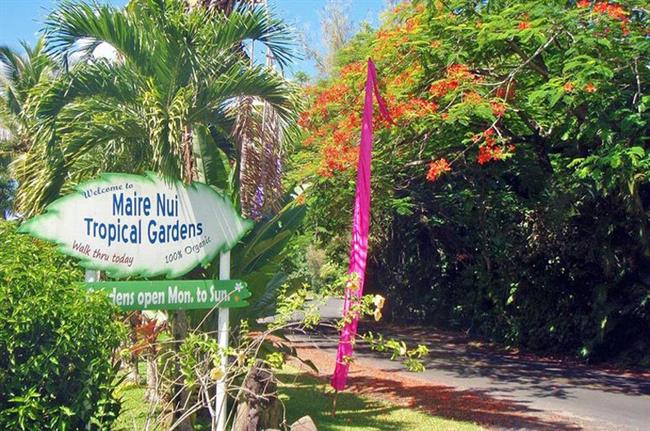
11;0;296;217
291;0;650;362
0;1;308;428
0;38;56;217
0;153;13;216
0;221;124;430
1;0;307;331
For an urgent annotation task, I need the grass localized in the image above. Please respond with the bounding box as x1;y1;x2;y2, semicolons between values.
114;381;149;430
277;367;483;431
114;366;483;431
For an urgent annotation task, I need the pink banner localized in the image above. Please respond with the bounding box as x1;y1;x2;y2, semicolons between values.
331;59;391;392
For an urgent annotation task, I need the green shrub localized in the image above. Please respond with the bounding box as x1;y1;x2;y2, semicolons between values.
0;221;125;430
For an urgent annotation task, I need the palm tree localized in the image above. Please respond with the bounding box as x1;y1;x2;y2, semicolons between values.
0;38;58;216
0;152;14;218
0;38;57;147
14;0;297;217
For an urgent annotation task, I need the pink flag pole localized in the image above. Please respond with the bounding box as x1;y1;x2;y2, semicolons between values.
331;59;391;400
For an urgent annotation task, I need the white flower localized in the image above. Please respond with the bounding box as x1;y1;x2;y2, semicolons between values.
373;295;385;309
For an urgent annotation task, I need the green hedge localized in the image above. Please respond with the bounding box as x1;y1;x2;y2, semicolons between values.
0;221;125;430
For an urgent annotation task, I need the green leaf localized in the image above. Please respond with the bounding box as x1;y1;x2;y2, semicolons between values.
192;123;230;191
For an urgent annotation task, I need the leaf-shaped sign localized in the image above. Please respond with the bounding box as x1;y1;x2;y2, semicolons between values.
19;172;253;279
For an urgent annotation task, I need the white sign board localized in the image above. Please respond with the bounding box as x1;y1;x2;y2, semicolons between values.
20;172;252;278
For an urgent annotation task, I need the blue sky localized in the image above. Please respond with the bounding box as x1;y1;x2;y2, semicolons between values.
0;0;388;77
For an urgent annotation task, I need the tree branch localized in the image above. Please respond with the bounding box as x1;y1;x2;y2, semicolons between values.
506;39;550;80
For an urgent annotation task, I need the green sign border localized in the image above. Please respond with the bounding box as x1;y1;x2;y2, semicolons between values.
83;279;251;311
19;172;254;279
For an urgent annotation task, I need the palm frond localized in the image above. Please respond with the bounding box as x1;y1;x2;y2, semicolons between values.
200;6;296;68
14;97;149;217
0;46;24;88
44;0;163;79
1;39;56;117
26;59;141;121
197;64;295;121
192;122;231;191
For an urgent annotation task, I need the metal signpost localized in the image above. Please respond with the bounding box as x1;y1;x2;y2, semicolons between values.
216;251;230;431
20;172;253;431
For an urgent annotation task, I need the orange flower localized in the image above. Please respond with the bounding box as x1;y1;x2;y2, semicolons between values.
491;101;506;117
477;144;503;165
320;141;358;176
463;91;482;104
429;79;459;97
392;2;406;14
390;102;408;121
474;128;506;164
298;111;310;127
518;21;530;30
577;0;590;8
315;82;349;106
295;194;306;205
563;81;574;92
333;129;351;144
377;29;390;40
409;98;438;116
447;64;472;78
446;79;460;92
317;166;333;178
345;113;360;129
584;82;597;93
496;83;517;100
340;62;364;78
429;64;481;98
594;2;628;21
388;97;438;122
405;16;420;32
426;158;451;182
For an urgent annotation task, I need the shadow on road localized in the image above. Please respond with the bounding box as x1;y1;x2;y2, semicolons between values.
344;374;582;431
289;335;586;430
286;321;650;430
371;324;650;399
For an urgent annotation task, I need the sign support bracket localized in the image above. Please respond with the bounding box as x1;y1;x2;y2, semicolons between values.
85;269;100;283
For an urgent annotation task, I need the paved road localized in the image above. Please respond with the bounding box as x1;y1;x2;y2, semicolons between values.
289;298;650;431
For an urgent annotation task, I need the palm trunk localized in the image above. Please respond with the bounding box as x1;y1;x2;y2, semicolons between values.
127;312;141;383
144;355;160;403
237;99;260;219
128;357;140;383
171;309;193;431
169;125;195;431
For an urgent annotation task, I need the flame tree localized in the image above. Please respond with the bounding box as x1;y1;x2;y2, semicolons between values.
292;0;649;361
